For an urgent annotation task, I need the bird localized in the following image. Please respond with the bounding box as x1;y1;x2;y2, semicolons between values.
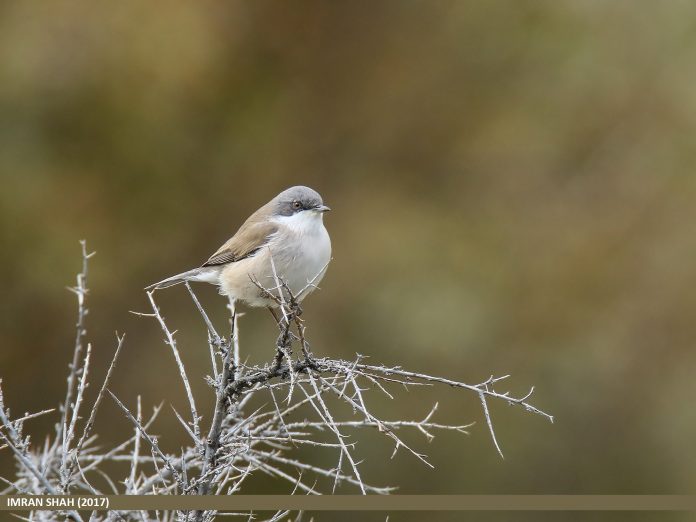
146;186;332;316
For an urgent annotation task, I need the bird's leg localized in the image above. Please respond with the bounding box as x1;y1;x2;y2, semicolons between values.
293;314;314;362
267;306;281;328
227;297;237;336
270;305;297;372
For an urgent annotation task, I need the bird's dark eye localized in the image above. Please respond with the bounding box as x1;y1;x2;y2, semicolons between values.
292;200;302;210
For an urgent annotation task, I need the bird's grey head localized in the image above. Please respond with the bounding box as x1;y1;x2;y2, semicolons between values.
273;186;330;217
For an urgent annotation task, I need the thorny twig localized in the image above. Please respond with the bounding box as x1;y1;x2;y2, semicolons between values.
0;243;552;522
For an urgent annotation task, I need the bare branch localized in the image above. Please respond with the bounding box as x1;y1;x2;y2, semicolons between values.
146;291;202;448
0;242;552;520
61;240;94;442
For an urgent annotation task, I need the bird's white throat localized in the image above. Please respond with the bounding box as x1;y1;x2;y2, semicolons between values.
272;210;326;235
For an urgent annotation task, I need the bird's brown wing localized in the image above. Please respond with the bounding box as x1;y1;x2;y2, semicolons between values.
202;219;278;267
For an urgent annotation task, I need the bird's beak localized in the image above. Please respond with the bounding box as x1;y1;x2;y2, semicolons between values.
315;205;331;213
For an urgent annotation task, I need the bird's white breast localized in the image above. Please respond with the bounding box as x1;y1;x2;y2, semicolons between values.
270;211;332;296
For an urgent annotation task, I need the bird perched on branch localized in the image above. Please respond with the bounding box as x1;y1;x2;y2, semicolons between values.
147;186;332;314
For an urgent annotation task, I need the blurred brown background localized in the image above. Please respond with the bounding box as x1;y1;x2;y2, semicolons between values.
1;1;696;520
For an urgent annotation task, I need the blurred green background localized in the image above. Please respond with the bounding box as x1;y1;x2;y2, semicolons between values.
1;1;696;520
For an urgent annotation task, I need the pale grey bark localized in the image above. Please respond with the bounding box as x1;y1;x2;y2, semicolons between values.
0;243;553;522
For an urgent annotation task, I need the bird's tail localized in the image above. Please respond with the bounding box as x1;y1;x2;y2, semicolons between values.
145;267;219;291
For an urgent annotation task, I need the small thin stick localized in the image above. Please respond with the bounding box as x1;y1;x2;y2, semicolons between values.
127;396;142;493
60;343;92;491
185;282;222;347
197;311;236;501
147;291;201;448
108;390;184;491
68;333;125;483
61;241;94;444
301;375;366;494
479;390;504;459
